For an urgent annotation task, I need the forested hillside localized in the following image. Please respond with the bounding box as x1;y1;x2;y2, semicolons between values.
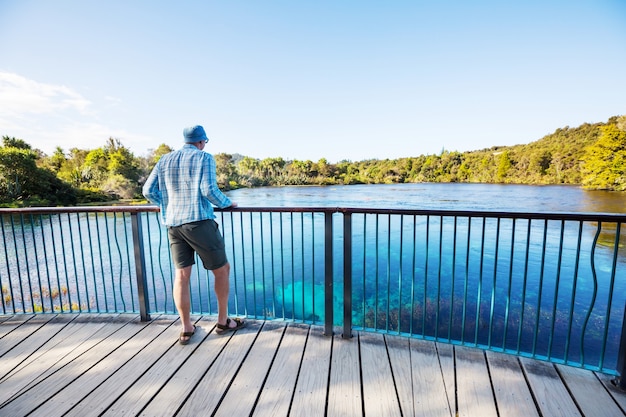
1;115;624;207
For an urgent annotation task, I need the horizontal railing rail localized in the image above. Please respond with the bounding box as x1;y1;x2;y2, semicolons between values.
1;205;626;386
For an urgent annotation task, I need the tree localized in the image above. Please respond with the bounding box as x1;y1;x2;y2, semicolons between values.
0;143;76;206
581;125;626;190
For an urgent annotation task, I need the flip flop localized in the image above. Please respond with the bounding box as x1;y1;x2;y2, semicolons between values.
216;318;245;335
179;325;196;345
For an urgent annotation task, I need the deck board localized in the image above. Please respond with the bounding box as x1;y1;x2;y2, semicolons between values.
1;314;625;417
360;332;402;416
486;350;539;417
252;323;309;417
289;324;331;416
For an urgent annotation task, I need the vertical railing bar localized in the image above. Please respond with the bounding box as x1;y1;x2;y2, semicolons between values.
436;215;443;339
503;218;516;350
259;212;267;319
17;214;33;313
564;220;584;363
58;214;72;312
449;216;458;341
143;212;160;312
517;219;532;353
38;214;54;313
487;217;500;349
548;220;566;359
461;216;472;344
290;213;295;321
76;213;91;312
269;212;276;319
532;219;549;356
239;211;248;316
375;214;380;329
474;217;486;345
599;222;621;370
94;214;109;311
301;212;306;322
250;212;257;317
581;222;602;364
49;214;62;313
362;214;368;329
398;214;404;335
103;212;117;312
387;214;391;331
423;215;430;337
85;213;100;312
28;214;44;313
122;213;136;312
226;211;237;315
112;213;126;312
343;211;353;338
131;212;150;321
410;214;417;336
310;213;316;324
67;212;82;311
324;211;333;335
0;214;11;314
280;212;286;320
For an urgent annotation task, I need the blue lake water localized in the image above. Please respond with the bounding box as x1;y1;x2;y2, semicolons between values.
226;183;626;213
221;183;626;369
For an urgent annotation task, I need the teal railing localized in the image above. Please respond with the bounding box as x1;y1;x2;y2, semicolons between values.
1;205;626;384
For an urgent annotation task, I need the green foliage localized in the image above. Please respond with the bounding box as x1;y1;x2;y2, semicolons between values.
1;115;625;207
0;138;76;206
581;124;626;190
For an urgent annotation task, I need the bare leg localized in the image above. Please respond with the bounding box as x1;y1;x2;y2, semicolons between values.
213;262;238;328
174;265;195;334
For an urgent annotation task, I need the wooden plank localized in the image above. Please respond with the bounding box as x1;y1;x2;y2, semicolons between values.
290;325;332;416
158;321;261;417
37;318;174;417
0;314;52;356
385;335;413;416
327;333;362;416
213;322;286;417
486;351;539;417
557;364;626;417
252;323;309;417
0;314;131;405
0;315;144;416
360;332;402;416
436;341;456;414
595;372;626;413
455;345;498;417
64;317;180;416
0;314;75;379
103;317;226;417
410;339;452;417
519;358;582;417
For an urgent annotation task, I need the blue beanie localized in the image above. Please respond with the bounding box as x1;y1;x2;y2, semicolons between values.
183;125;209;143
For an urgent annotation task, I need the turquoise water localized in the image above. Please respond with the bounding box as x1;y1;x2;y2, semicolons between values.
220;184;626;369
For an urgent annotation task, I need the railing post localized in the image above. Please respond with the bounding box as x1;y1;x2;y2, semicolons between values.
614;301;626;390
324;211;334;336
131;212;151;321
343;212;353;338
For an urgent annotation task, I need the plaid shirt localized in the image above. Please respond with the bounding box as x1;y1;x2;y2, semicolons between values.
142;144;232;227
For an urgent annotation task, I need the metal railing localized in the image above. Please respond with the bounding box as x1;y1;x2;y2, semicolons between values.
1;205;626;383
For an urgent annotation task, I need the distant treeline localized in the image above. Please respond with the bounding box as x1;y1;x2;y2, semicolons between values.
1;115;625;207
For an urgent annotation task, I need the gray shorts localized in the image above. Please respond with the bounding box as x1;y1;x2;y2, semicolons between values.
167;219;228;270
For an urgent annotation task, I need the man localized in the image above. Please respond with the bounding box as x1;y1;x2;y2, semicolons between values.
143;125;244;344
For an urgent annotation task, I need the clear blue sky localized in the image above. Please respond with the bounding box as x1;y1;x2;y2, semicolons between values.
1;1;625;163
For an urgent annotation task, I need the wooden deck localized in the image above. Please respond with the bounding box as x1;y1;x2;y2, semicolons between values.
1;314;625;417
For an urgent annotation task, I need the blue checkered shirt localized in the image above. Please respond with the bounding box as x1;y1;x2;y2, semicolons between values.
142;144;232;227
